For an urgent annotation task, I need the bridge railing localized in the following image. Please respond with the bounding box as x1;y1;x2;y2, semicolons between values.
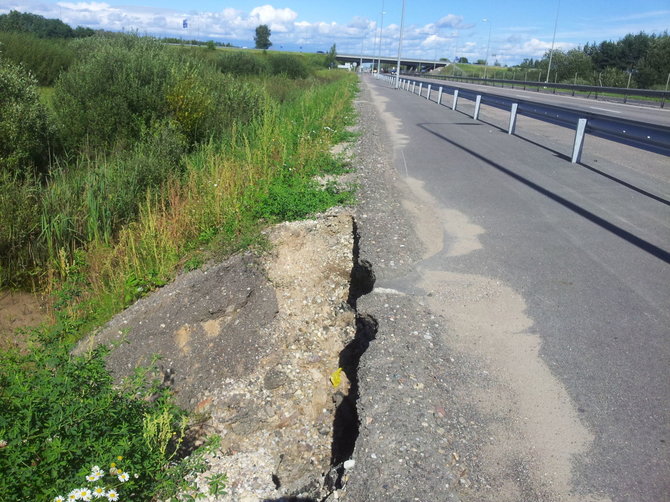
378;74;670;163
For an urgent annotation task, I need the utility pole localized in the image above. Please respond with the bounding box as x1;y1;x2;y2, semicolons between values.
546;0;561;83
394;0;406;88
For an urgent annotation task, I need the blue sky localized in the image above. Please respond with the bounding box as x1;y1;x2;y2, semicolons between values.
2;0;669;64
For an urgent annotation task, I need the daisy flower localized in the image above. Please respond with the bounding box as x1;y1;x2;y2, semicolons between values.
92;486;106;498
79;488;92;501
106;489;119;501
54;496;65;502
117;472;129;483
67;489;80;500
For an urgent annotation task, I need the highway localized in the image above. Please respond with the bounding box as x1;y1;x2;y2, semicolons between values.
405;74;670;126
356;74;670;501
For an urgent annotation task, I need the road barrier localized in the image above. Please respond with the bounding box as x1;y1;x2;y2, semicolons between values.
378;74;670;163
407;73;670;109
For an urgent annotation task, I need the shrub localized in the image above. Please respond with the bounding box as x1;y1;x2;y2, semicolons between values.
53;35;265;152
267;52;310;79
0;58;51;176
53;35;174;152
215;51;270;76
0;31;74;85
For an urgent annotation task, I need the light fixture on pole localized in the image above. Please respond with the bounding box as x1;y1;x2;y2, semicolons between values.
377;0;386;76
394;0;406;88
482;18;492;80
545;0;561;83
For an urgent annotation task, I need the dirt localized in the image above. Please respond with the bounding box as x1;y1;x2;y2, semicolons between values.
0;291;48;350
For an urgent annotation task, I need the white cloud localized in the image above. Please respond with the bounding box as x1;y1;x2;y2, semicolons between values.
1;1;626;63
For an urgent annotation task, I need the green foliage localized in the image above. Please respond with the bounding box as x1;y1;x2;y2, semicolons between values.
255;174;353;222
53;35;175;152
0;332;226;501
254;24;272;50
325;43;337;68
0;31;75;85
598;66;633;87
0;10;90;39
268;52;310;79
0;58;51;176
0;172;41;287
53;35;264;152
636;34;670;88
0;340;176;500
215;51;271;76
40;121;187;258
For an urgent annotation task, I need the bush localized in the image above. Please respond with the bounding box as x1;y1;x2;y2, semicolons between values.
0;58;51;176
53;35;175;152
215;51;270;76
0;31;74;85
267;53;310;79
53;35;265;152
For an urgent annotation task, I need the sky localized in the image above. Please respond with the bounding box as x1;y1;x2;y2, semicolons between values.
2;0;669;64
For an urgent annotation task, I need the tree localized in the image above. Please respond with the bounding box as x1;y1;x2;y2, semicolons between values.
254;24;272;50
458;57;468;64
637;33;670;88
325;43;337;68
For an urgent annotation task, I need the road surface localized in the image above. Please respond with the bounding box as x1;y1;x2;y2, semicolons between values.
346;74;669;502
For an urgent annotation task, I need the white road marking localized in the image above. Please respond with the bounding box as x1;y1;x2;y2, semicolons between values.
589;106;622;114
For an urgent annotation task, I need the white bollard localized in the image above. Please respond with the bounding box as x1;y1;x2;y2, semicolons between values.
508;103;519;135
452;89;459;110
473;95;482;120
572;118;588;163
437;86;443;105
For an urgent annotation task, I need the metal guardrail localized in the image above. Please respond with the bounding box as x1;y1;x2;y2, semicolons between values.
378;74;670;163
407;73;670;109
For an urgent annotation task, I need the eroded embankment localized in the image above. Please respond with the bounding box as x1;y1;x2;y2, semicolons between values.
76;211;378;502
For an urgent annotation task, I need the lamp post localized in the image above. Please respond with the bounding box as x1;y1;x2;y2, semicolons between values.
482;18;492;80
545;0;561;83
394;0;406;88
377;0;386;75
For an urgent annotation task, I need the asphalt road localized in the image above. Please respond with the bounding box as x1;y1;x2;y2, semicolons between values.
355;75;670;502
406;74;670;126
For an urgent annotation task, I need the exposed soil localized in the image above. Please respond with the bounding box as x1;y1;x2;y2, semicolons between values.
75;211;361;501
0;291;48;350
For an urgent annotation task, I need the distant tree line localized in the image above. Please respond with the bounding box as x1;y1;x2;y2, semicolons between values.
516;31;669;88
0;10;94;38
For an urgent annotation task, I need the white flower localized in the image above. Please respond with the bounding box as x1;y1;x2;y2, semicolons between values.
86;474;98;482
79;488;92;501
54;496;65;502
92;486;106;498
67;489;80;500
106;489;119;501
117;471;129;483
92;465;102;473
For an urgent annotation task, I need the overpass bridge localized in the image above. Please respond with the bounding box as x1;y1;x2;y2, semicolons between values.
335;53;448;72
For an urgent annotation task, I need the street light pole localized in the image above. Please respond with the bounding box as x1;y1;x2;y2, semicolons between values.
546;0;561;83
394;0;406;88
482;18;492;80
377;0;385;75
